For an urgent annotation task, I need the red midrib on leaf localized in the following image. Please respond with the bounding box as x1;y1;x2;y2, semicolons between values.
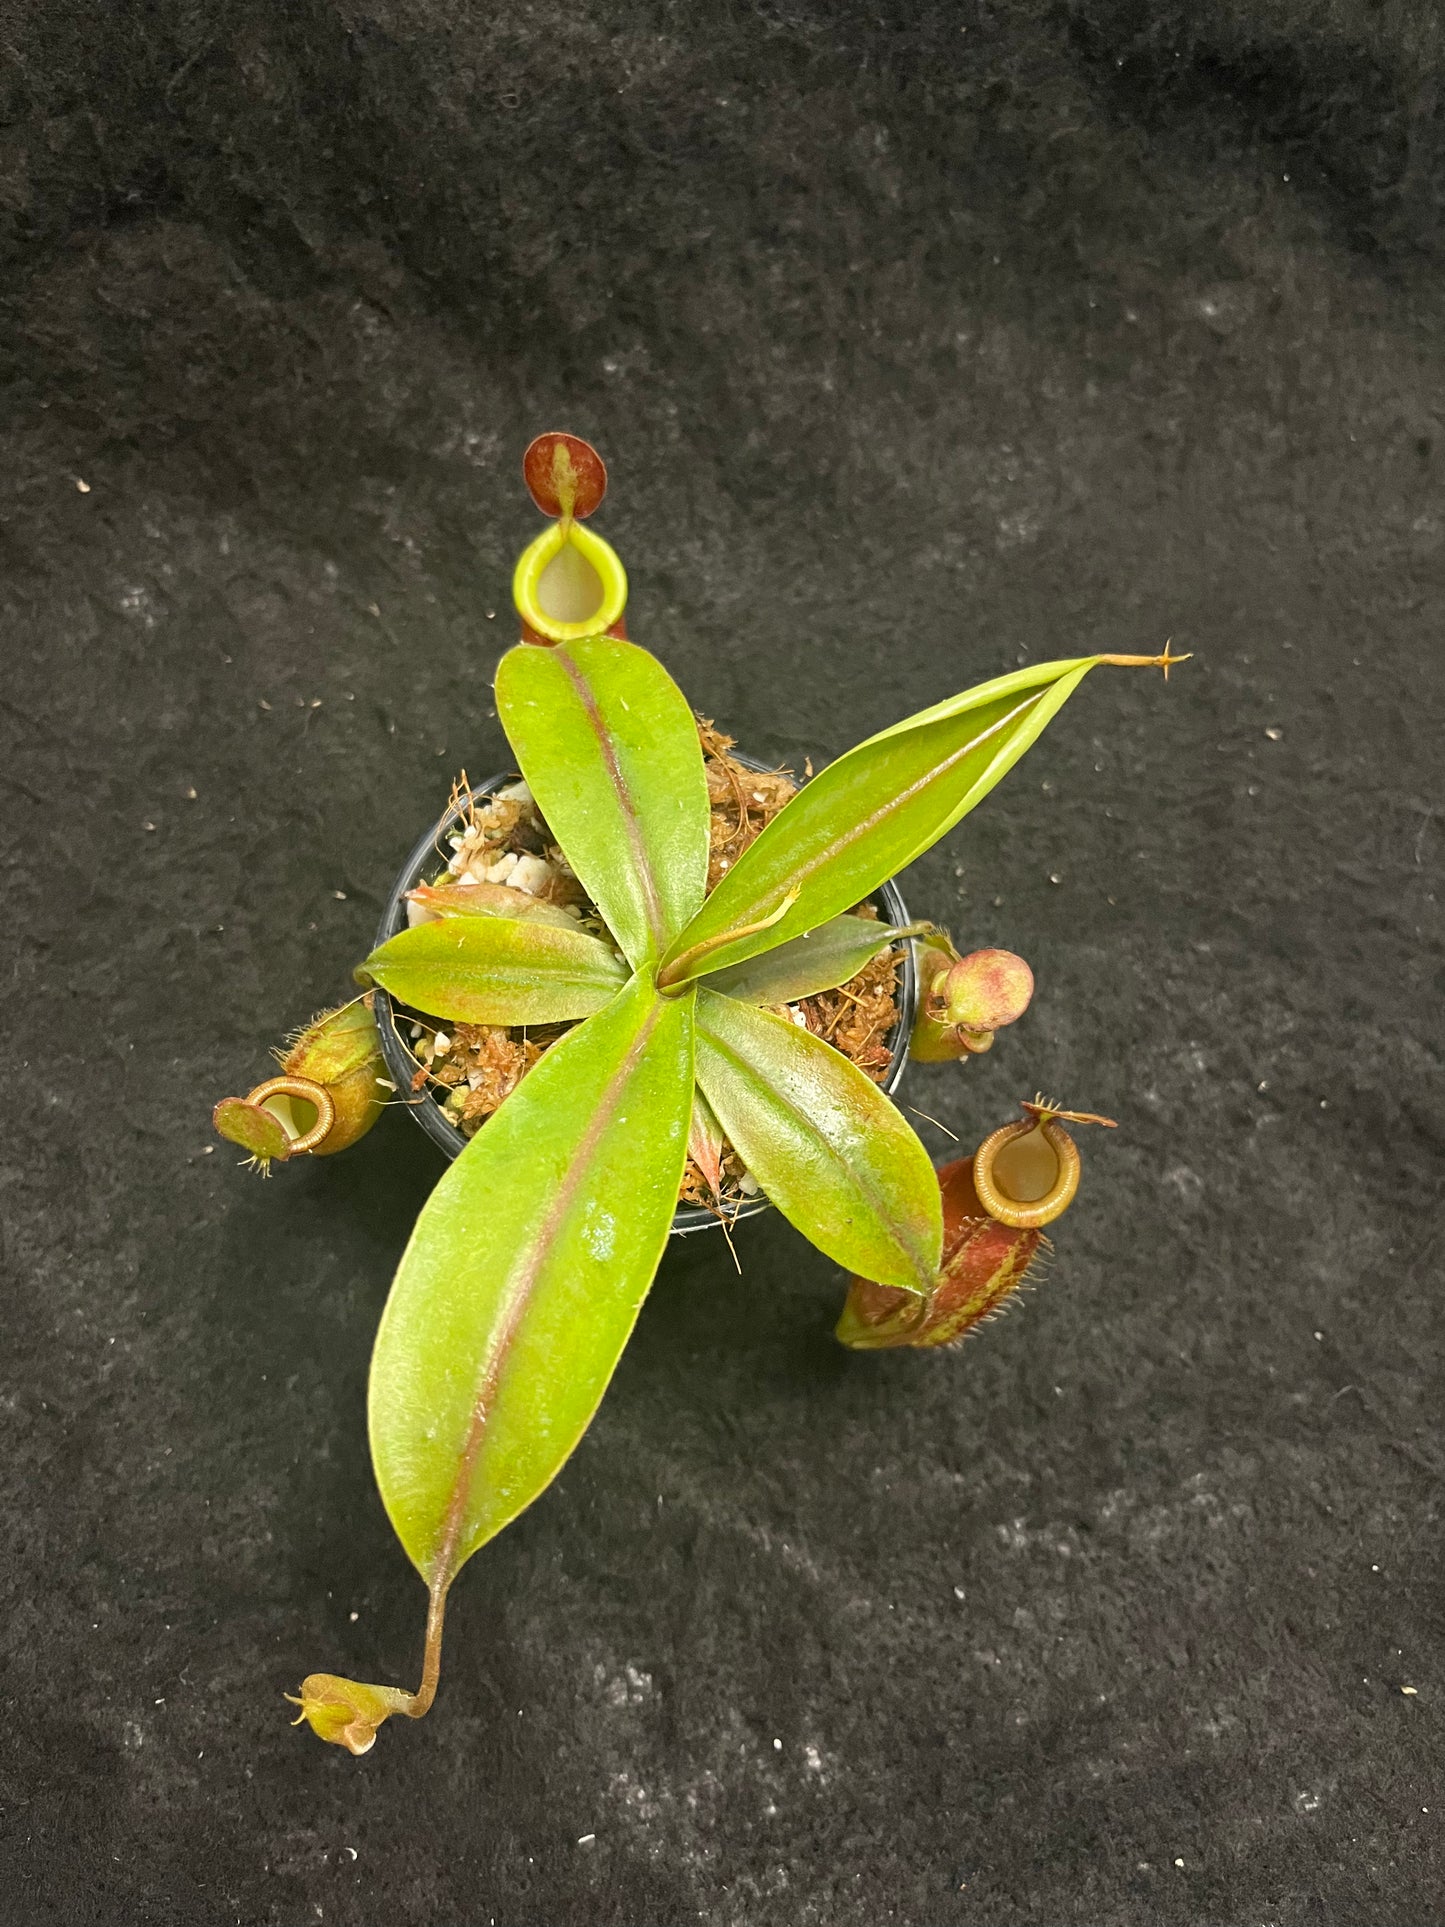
558;645;667;957
684;694;1042;969
696;1001;933;1291
428;996;663;1585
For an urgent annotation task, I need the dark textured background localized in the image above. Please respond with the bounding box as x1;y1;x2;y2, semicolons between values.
2;3;1442;1922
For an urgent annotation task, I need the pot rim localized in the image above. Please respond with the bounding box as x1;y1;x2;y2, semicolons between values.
373;754;918;1236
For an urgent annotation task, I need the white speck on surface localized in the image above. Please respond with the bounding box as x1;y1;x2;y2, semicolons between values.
577;1833;596;1846
1164;1164;1203;1201
1174;1857;1185;1869
1265;726;1283;741
608;1768;660;1822
1401;1685;1419;1695
118;581;157;620
598;1661;653;1707
583;1206;618;1263
349;1610;359;1622
772;1737;782;1751
76;477;91;492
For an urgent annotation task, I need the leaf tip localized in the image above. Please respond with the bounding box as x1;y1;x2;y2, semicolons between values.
1094;640;1190;681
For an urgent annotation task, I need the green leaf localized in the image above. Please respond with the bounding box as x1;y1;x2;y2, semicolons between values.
358;915;628;1025
495;637;710;969
693;988;941;1293
701;915;924;1006
659;658;1099;984
368;974;695;1585
407;879;584;931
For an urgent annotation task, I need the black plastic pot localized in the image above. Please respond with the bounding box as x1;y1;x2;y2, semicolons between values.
373;756;918;1236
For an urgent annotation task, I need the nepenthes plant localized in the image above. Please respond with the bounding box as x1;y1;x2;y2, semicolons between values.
214;433;1183;1754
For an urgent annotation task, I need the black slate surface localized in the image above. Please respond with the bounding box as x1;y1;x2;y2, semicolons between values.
2;5;1442;1923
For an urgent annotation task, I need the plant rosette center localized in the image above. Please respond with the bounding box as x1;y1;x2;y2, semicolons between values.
369;722;918;1224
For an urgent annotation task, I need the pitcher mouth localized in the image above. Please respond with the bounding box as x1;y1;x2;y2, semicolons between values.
246;1075;336;1155
971;1099;1117;1229
512;519;628;643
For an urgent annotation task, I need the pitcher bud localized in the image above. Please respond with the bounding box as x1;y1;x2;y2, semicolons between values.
290;1586;446;1754
938;949;1034;1030
285;1674;415;1756
909;938;1034;1062
836;1099;1115;1349
213;995;385;1172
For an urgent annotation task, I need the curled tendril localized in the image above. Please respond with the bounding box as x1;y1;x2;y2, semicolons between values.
288;1585;448;1756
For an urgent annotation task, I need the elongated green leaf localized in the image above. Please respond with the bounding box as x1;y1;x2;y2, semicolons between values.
495;637;710;969
694;988;941;1293
359;916;627;1025
659;658;1098;984
408;879;583;931
702;915;923;1005
369;975;695;1583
